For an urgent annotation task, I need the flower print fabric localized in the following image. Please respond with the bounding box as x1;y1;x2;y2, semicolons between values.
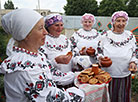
97;30;138;78
0;46;85;102
40;34;74;73
70;28;101;64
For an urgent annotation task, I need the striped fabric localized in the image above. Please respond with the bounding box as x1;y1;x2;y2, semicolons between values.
108;75;131;102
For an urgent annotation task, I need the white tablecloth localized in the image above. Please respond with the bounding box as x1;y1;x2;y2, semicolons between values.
74;72;110;102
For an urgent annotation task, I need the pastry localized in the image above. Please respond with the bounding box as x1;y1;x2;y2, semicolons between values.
99;70;105;74
80;75;90;83
78;66;111;84
66;51;73;57
88;72;94;76
89;78;98;84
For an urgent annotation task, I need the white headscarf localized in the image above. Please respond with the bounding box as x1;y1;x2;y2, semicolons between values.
1;8;43;56
1;8;43;41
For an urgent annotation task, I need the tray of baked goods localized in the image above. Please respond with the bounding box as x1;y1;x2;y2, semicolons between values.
77;64;112;85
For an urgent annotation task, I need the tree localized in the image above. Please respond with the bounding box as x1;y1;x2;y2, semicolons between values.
64;0;98;16
98;0;127;16
122;0;129;4
4;0;15;9
127;0;138;17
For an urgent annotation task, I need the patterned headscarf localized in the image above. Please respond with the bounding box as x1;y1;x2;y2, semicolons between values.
1;8;43;41
45;14;63;28
111;11;129;25
81;13;96;24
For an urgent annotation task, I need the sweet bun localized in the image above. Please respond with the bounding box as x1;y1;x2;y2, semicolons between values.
66;51;73;57
78;67;111;84
89;78;98;84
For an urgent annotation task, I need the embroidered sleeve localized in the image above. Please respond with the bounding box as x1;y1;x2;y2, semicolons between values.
130;34;138;63
23;72;83;102
1;58;84;101
95;41;104;60
39;47;48;59
46;60;75;86
70;32;80;56
70;32;78;50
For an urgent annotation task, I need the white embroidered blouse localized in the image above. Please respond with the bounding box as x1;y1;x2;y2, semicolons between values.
97;30;138;78
40;34;74;72
70;28;101;63
0;46;84;102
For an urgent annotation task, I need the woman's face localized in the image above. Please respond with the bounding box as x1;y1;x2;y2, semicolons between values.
82;20;93;31
48;22;64;37
113;17;127;32
26;18;48;47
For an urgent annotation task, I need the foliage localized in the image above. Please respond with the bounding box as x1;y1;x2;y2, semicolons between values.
131;77;138;95
0;27;11;61
64;0;98;16
64;0;138;17
127;0;138;17
0;27;10;102
122;0;130;4
4;0;15;9
98;0;127;16
0;75;5;102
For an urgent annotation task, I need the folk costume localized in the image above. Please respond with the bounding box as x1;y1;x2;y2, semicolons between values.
97;11;138;102
40;14;92;73
0;8;85;102
70;13;101;64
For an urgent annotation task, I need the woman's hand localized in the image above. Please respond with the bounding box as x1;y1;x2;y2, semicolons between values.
55;55;72;64
98;56;103;67
79;47;86;55
129;62;137;73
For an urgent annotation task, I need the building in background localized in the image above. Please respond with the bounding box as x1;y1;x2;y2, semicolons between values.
0;9;138;40
0;9;52;17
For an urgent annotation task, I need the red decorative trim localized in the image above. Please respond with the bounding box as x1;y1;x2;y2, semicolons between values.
107;22;112;30
131;26;138;33
13;46;38;57
131;26;138;45
97;21;102;28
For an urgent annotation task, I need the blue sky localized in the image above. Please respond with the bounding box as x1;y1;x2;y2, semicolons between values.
1;0;102;13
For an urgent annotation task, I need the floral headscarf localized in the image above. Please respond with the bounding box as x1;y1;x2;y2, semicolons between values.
81;13;96;24
111;11;129;25
45;14;63;28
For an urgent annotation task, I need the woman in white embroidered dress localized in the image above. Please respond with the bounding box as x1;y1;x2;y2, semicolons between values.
40;14;92;73
98;11;138;102
70;13;101;65
0;8;85;102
